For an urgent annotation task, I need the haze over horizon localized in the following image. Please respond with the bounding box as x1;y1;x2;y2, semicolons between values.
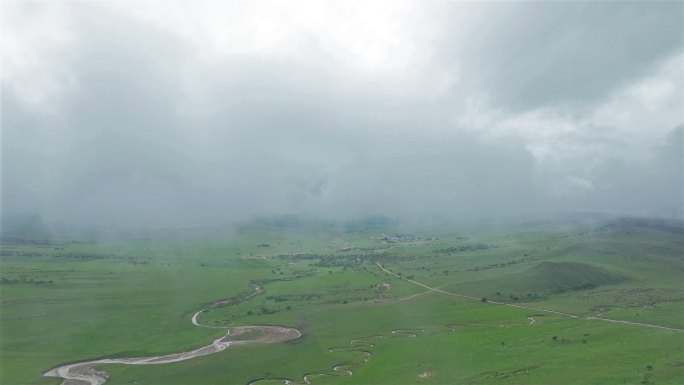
2;1;683;229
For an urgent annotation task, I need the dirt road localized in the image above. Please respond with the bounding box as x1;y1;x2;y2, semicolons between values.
586;316;683;332
376;262;682;332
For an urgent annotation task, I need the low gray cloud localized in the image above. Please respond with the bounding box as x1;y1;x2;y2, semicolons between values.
1;1;682;230
437;1;684;110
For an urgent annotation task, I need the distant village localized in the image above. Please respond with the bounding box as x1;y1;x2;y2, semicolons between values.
371;234;441;243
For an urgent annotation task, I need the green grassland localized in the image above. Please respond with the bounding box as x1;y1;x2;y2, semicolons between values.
1;219;683;384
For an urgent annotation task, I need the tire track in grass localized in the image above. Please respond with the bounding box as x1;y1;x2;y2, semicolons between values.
586;316;683;332
244;262;677;384
43;260;681;385
376;262;683;332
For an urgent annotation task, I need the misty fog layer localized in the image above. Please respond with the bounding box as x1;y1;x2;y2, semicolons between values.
2;1;683;228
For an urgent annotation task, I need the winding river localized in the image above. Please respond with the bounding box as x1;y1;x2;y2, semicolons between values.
43;284;302;385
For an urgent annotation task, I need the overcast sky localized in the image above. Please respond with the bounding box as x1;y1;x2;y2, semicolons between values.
2;1;683;228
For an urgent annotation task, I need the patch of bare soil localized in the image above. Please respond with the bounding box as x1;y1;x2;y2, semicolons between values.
418;371;435;379
230;326;301;345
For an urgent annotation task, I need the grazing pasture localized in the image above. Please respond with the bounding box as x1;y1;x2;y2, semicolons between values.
1;219;682;384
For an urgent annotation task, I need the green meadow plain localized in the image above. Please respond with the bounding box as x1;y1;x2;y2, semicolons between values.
1;218;683;385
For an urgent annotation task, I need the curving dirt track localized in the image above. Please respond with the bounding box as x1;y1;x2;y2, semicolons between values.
376;262;683;332
43;285;301;385
243;263;682;385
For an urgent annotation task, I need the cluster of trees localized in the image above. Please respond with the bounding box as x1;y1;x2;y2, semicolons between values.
411;265;459;277
266;293;318;302
490;291;543;302
274;252;373;269
0;277;53;285
434;243;490;254
0;236;52;245
0;250;44;257
468;255;537;272
250;292;362;317
53;252;150;263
